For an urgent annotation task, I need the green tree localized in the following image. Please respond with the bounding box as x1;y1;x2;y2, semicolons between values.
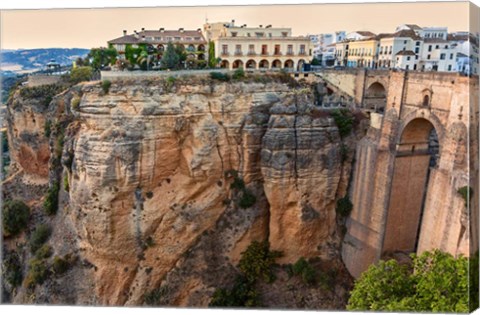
208;41;216;68
347;250;469;312
2;199;30;237
88;47;118;70
311;58;321;66
161;42;180;70
69;66;93;84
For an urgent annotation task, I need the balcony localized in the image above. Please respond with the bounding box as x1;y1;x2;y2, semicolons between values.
298;51;307;56
286;51;294;56
247;51;257;56
261;52;269;56
273;51;282;56
221;52;230;57
234;51;243;56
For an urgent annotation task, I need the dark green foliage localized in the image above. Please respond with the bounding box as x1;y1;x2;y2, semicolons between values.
238;189;257;209
52;256;70;275
239;241;282;284
331;109;354;138
44;120;52;137
209;275;260;307
161;42;181;70
71;96;81;110
19;84;65;108
44;181;60;215
457;186;473;207
69;66;93;84
311;58;321;66
2;199;30;237
2;250;23;288
340;144;349;162
101;80;112;94
348;250;469;312
144;286;169;305
63;175;69;192
336;196;353;217
208;41;216;68
292;257;317;285
24;258;48;289
55;131;64;158
232;68;245;80
88;47;118;70
470;251;479;312
210;72;230;82
35;244;53;259
29;224;52;254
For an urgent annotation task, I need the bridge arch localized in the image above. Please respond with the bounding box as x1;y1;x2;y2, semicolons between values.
364;82;387;113
383;117;440;254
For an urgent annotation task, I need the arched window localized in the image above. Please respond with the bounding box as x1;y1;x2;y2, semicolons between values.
423;94;430;107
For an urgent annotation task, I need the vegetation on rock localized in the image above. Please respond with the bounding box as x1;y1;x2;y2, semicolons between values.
336;196;353;217
29;224;52;254
44;181;60;215
330;109;354;138
101;80;112;94
347;250;469;312
2;199;30;237
69;66;93;84
457;186;473;207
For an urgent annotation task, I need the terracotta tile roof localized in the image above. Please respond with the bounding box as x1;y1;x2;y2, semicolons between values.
108;29;207;45
376;30;420;41
396;50;416;56
423;38;449;43
404;24;422;30
356;31;376;37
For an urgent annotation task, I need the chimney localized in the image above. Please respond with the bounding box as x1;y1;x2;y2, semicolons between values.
259;25;263;28
141;27;145;31
123;30;127;36
243;24;247;27
142;35;146;41
179;28;184;33
197;28;201;32
231;19;235;25
160;28;165;32
266;25;272;28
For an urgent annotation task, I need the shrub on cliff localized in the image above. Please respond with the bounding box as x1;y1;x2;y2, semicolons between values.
210;72;230;82
331;109;354;138
239;241;282;283
69;66;93;84
232;68;245;80
291;257;317;285
210;275;260;307
29;224;52;254
101;80;112;94
44;181;60;216
347;250;469;312
2;199;30;237
3;250;23;288
24;257;48;289
336;196;353;217
144;286;170;306
238;189;256;209
457;186;473;207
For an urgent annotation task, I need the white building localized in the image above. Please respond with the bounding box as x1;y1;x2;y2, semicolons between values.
204;21;312;71
310;31;346;67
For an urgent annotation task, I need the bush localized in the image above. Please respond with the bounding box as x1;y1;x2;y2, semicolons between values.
44;181;60;215
3;250;23;288
336;196;353;217
71;96;81;110
24;258;48;289
292;257;317;285
210;72;230;82
347;250;469;312
232;68;245;80
209;275;260;307
144;286;169;305
35;244;53;259
457;186;473;207
29;224;52;254
19;84;65;108
52;256;70;275
238;189;256;209
331;109;354;138
2;199;30;237
101;80;112;94
69;66;93;84
44;120;52;137
239;241;282;283
63;175;70;192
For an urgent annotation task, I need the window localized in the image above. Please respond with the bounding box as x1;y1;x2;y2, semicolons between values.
281;32;288;37
428;45;432;52
440;53;446;60
427;54;431;59
450;53;454;59
222;44;228;55
235;44;242;55
255;32;264;37
274;44;281;55
406;65;409;70
444;45;448;49
435;45;439;49
413;64;417;70
261;45;268;55
448;65;452;71
300;45;306;55
415;55;419;60
416;41;420;46
287;44;293;55
415;47;420;53
231;32;238;37
248;44;255;55
404;40;407;44
247;33;251;37
407;56;411;61
423;95;429;106
174;37;181;40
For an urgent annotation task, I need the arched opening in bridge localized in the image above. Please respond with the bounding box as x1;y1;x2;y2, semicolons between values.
220;60;229;69
382;118;439;255
259;59;269;69
246;59;256;69
284;59;294;69
272;59;282;69
364;82;387;113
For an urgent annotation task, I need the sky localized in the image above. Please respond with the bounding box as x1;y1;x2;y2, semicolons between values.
0;1;477;50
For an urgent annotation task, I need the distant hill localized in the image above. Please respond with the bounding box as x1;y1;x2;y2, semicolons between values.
1;48;89;73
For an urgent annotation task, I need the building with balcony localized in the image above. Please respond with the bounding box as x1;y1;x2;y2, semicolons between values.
108;28;207;65
204;20;312;71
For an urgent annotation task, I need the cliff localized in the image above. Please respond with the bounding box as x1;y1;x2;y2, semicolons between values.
3;75;356;307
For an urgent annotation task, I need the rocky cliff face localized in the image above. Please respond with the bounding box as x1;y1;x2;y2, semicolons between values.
3;76;355;307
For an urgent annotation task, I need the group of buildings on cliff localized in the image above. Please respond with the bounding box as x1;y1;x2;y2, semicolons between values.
106;21;477;74
310;24;478;75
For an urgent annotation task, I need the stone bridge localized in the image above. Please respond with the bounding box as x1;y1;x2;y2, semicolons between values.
315;69;479;278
